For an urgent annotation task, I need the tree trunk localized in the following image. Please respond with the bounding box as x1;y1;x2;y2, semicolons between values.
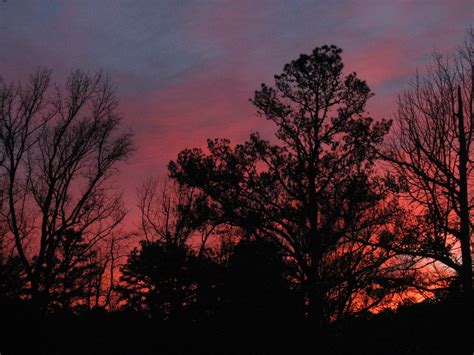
308;217;325;332
457;86;472;305
308;274;324;329
456;86;472;354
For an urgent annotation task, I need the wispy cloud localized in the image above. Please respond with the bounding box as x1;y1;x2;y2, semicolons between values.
0;0;471;209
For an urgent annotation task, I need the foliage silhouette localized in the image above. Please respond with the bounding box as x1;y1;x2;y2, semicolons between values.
118;239;220;321
169;45;414;330
0;33;472;355
216;237;303;325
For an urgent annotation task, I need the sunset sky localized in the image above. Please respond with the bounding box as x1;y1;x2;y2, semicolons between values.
1;0;472;219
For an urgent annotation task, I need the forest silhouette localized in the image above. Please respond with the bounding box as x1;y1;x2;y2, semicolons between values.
0;30;473;354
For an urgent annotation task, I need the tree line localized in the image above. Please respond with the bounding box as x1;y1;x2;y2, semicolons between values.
0;29;472;353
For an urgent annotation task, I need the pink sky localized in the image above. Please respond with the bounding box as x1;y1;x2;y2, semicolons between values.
0;0;472;226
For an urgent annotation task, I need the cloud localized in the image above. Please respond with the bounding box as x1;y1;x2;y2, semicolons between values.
0;0;471;221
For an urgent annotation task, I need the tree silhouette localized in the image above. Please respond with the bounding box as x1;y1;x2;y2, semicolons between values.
218;237;302;324
0;235;24;303
0;37;470;355
0;69;133;313
137;177;217;253
119;241;198;319
383;29;473;305
169;45;402;330
119;178;221;320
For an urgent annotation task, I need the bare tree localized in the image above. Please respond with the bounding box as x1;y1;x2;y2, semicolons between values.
117;177;221;319
82;231;131;311
0;68;133;312
137;177;217;254
383;29;473;303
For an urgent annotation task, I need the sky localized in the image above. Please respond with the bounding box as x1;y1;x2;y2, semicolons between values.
0;0;472;222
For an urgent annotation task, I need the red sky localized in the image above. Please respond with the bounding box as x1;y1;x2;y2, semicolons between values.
0;0;472;227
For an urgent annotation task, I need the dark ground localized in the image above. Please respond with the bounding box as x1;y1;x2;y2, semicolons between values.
1;298;472;354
